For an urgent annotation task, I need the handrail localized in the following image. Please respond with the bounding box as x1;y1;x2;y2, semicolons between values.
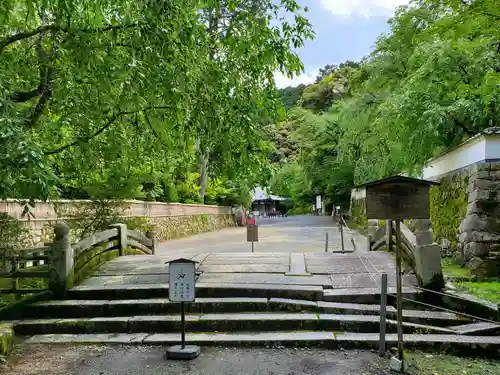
1;222;155;296
72;228;119;255
388;293;499;325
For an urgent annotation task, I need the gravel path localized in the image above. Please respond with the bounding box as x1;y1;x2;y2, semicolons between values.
1;344;392;375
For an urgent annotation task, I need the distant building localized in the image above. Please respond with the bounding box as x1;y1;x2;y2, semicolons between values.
251;187;287;216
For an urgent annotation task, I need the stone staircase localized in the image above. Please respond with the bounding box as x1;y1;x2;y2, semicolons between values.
5;289;500;356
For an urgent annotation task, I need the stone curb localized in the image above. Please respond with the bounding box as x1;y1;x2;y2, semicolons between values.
23;332;500;357
67;283;324;301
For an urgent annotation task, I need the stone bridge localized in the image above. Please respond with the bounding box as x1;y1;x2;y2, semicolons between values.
2;216;499;353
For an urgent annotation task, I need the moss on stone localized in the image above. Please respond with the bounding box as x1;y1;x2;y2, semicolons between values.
430;171;469;251
0;324;14;357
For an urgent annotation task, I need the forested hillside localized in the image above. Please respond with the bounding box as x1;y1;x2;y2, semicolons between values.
269;0;500;211
0;0;312;206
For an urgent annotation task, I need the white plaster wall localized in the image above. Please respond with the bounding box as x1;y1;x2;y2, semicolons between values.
484;135;500;160
423;136;486;180
350;187;366;200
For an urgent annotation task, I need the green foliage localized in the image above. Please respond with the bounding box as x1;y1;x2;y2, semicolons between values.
268;1;500;216
287;205;312;215
350;199;367;228
430;173;469;249
442;257;472;278
278;84;306;108
54;200;125;240
455;280;500;303
0;0;313;206
0;324;14;357
407;351;500;375
0;212;30;251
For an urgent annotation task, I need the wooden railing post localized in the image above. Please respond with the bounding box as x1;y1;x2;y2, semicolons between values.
367;219;378;251
49;222;74;298
110;223;127;256
386;220;393;253
146;230;157;255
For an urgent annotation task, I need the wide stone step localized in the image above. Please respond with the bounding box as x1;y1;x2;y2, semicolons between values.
449;322;500;336
323;287;419;304
67;283;324;301
23;331;500;357
8;313;456;336
23;298;468;326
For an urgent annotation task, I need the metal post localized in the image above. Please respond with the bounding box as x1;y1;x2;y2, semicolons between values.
394;220;404;367
379;273;388;357
339;216;345;253
325;232;328;252
181;301;186;349
252;240;254;253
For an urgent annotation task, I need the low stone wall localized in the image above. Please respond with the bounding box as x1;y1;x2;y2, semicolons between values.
0;200;235;246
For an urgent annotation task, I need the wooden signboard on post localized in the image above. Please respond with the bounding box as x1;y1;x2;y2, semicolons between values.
355;175;439;373
247;224;258;242
247;224;258;252
364;177;437;220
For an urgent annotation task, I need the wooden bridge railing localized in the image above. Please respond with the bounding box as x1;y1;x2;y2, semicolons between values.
0;222;156;296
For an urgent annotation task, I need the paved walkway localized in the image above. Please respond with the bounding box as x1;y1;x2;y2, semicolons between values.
75;216;417;299
157;215;366;255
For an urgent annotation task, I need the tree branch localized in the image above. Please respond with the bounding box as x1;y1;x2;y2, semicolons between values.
43;106;171;155
0;22;141;54
143;112;169;148
458;64;470;84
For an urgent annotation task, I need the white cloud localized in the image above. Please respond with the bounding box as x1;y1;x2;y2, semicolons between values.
320;0;410;18
274;69;319;88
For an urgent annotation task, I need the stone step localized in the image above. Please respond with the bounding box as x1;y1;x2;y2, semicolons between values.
323;287;419;304
449;322;500;336
67;283;323;301
7;313;456;336
23;332;500;357
23;298;468;326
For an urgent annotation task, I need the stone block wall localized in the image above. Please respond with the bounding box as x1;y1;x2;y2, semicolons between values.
0;200;235;246
457;162;500;278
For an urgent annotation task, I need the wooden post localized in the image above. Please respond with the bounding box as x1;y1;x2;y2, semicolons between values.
11;256;18;293
394;220;405;368
386;220;393;252
339;218;345;253
379;273;388;357
110;223;127;256
146;230;157;255
49;222;74;298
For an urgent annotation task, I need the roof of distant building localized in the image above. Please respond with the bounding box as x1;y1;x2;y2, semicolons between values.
252;186;287;201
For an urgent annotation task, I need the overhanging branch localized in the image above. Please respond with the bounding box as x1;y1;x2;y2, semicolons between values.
43;105;171;155
0;22;141;54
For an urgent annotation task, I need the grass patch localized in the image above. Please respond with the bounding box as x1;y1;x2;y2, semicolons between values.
441;258;500;303
455;281;500;304
345;218;368;236
407;351;500;375
441;258;472;278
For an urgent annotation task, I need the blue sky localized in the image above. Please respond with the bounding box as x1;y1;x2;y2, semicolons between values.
274;0;410;88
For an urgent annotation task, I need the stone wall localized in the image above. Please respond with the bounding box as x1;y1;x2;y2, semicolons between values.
457;162;500;278
429;170;469;254
0;200;234;246
428;161;500;278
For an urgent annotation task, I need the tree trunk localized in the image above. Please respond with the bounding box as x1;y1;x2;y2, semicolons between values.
199;152;209;203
